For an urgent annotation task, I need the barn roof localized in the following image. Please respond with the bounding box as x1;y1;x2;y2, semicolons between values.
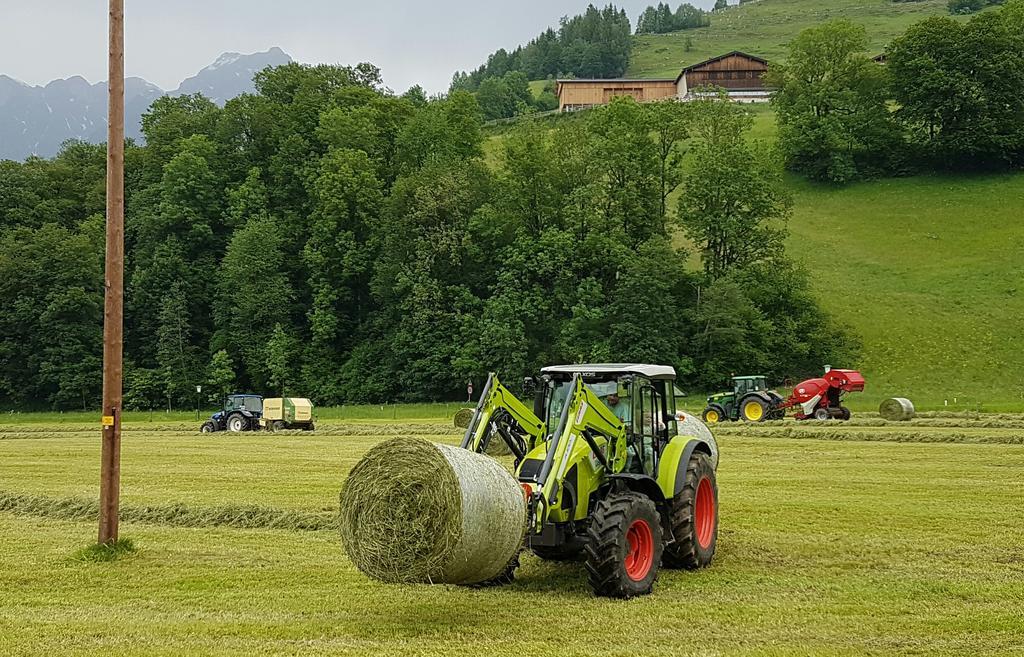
556;78;676;84
674;51;769;83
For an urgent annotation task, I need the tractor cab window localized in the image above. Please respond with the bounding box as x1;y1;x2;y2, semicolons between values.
545;378;631;434
631;384;661;475
545;381;571;434
226;396;262;413
591;380;630;425
735;378;758;395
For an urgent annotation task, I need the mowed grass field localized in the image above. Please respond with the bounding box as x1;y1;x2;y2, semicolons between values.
2;416;1023;656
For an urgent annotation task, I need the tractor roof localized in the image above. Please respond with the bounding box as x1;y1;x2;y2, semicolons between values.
732;375;766;380
541;363;676;381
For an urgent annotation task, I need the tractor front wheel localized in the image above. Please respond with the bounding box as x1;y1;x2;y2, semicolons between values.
702;405;725;424
200;421;216;434
585;492;663;598
740;397;768;422
663;453;718;569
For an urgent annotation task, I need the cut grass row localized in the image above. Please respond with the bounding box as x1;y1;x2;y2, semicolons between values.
2;430;1023;655
2;422;1022;516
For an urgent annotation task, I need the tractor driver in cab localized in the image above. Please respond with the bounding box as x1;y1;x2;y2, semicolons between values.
595;381;631;424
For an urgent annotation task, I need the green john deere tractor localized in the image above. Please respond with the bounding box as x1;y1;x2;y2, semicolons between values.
462;364;719;598
701;375;785;424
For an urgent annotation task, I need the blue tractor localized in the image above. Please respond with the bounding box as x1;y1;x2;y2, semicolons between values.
200;394;264;433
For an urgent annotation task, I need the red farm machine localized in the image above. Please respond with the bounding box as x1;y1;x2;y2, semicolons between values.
702;368;866;423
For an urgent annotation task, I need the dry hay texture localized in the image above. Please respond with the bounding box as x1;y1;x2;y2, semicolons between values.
338;437;525;585
453;408;474;429
879;398;916;421
677;412;719;469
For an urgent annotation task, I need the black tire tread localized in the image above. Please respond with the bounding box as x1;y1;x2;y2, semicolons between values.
662;453;718;570
584;492;662;598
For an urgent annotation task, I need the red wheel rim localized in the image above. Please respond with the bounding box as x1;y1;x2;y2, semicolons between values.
695;477;716;549
624;519;654;581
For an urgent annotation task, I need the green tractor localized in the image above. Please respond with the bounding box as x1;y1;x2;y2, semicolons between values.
701;376;785;424
462;364;719;598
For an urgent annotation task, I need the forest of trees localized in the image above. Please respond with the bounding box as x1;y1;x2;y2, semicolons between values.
0;65;856;411
635;3;711;34
451;4;633;118
770;1;1024;182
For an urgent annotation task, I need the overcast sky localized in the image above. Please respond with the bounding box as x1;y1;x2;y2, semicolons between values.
0;0;717;93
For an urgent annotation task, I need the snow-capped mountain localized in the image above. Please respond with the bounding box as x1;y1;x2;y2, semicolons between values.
174;47;291;105
0;48;292;161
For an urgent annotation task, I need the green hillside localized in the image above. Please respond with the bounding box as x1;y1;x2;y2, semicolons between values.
628;0;953;77
788;174;1024;411
682;109;1024;409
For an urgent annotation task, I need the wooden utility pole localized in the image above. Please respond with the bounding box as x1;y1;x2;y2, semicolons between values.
99;0;125;545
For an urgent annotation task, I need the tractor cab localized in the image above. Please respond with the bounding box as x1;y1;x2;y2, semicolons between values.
537;364;679;477
733;375;768;396
224;394;263;414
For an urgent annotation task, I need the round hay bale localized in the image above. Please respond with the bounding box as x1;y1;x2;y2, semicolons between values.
455;409;513;456
483;428;513;457
339;437;525;585
879;398;916;421
676;413;719;470
453;408;474;429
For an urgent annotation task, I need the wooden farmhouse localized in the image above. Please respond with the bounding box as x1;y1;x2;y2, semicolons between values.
557;51;771;112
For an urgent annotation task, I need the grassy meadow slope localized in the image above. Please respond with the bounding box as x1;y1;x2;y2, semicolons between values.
684;108;1024;409
628;0;953;77
788;174;1024;410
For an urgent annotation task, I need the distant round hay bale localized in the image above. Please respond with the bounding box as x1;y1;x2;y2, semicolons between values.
453;408;474;429
879;398;916;421
455;409;514;456
676;413;719;470
339;437;525;585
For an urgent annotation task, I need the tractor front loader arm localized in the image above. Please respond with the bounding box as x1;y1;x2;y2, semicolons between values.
460;373;546;459
530;374;627;530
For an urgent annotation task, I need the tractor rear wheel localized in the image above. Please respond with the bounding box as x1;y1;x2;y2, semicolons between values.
227;414;248;432
663;453;718;569
702;405;725;424
740;397;768;422
585;492;663;598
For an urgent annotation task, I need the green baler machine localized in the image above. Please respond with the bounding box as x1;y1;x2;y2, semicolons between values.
261;398;315;431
